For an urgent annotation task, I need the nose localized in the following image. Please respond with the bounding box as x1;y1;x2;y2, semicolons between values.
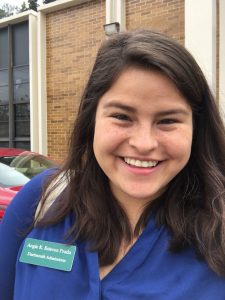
128;124;158;154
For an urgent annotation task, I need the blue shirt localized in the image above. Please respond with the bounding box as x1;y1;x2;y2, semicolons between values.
1;170;225;299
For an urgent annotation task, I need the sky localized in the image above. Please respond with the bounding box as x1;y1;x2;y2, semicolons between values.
1;0;42;7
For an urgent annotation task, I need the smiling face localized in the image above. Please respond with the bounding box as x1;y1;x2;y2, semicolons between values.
93;68;193;210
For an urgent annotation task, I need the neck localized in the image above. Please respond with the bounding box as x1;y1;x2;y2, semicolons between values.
118;198;146;232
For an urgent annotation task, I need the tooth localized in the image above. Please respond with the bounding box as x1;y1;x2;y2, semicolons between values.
124;157;158;167
125;158;129;164
131;159;135;165
135;160;141;167
142;161;148;167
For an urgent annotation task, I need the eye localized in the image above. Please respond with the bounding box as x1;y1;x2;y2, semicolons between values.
111;113;130;121
158;118;178;125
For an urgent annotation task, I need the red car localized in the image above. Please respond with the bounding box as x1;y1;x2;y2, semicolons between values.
0;148;57;222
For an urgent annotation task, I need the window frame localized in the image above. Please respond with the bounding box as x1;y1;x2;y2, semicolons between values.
0;21;30;149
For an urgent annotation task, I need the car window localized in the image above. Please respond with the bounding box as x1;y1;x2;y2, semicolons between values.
10;154;56;178
0;156;14;166
0;162;30;188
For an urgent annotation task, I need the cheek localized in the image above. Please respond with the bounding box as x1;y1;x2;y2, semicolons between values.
94;121;126;151
163;130;193;161
93;123;119;159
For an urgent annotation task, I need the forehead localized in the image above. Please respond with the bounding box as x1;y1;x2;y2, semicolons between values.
98;67;191;113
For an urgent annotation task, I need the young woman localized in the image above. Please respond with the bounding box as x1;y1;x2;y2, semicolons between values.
1;30;225;299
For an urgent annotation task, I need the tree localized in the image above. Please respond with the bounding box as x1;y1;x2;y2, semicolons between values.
28;0;38;11
0;8;6;19
17;2;28;13
43;0;56;4
0;3;17;19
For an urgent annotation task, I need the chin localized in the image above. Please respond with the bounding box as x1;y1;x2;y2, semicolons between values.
125;193;159;204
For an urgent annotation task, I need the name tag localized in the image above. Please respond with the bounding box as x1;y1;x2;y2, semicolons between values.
19;238;76;271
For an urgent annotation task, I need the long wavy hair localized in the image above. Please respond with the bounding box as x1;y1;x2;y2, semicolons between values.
36;30;225;276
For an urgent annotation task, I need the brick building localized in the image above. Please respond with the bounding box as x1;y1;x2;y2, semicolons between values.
0;0;224;161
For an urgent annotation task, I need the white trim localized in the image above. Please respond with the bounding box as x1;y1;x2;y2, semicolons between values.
37;11;48;155
0;11;39;152
38;0;90;14
185;0;216;93
219;0;225;119
0;10;37;28
105;0;126;31
105;0;111;24
29;14;39;152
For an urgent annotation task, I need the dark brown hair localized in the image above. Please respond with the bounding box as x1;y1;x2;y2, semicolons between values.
37;30;225;276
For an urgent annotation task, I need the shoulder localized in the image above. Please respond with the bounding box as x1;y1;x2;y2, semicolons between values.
0;169;57;299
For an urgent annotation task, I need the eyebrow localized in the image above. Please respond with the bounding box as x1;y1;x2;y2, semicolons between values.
156;109;190;117
103;101;136;113
103;100;190;116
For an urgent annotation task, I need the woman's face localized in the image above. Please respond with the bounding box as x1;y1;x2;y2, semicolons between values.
93;68;193;208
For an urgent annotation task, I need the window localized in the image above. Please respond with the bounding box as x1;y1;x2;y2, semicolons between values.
0;28;9;145
0;22;30;150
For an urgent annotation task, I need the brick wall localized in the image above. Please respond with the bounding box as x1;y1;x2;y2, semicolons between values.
126;0;184;43
46;0;105;161
46;0;184;161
